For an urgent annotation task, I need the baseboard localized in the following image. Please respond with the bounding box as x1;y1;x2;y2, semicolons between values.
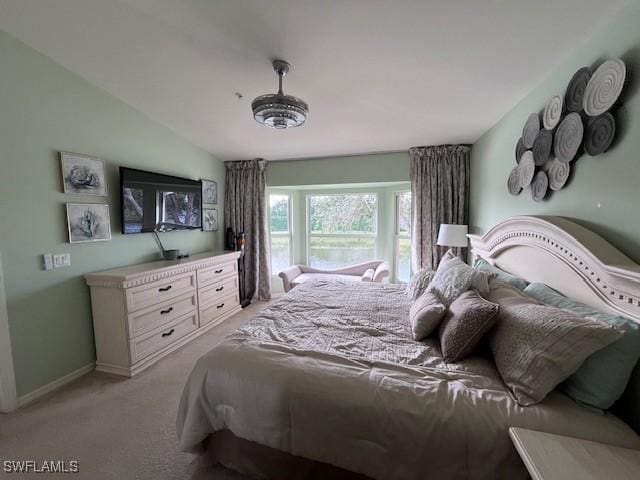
95;362;132;377
17;362;95;408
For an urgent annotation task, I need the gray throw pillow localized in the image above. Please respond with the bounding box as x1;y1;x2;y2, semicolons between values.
487;281;623;406
524;282;640;410
438;290;500;363
406;269;436;301
409;292;447;341
427;251;495;306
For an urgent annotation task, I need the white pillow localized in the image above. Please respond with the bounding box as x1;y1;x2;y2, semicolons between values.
427;251;495;306
361;268;375;282
409;292;447;341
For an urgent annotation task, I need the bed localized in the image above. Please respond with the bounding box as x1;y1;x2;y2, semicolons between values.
177;215;640;479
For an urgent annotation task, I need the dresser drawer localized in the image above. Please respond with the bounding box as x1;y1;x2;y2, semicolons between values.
130;312;198;363
126;271;196;312
198;262;238;288
127;292;197;338
199;276;239;307
199;292;240;327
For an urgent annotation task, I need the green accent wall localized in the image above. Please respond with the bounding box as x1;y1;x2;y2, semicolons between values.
470;2;640;263
0;32;225;397
267;152;410;187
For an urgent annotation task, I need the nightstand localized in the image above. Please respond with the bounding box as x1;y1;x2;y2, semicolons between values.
509;427;640;480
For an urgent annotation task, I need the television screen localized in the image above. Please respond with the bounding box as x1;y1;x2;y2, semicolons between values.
120;167;202;234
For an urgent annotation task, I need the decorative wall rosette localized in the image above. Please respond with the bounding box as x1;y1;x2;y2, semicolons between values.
584;112;616;156
554;112;584;163
522;113;540;148
545;158;571;191
531;171;548;202
543;95;563;130
583;59;626;116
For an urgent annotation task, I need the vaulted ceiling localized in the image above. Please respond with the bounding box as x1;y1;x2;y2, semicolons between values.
0;0;629;160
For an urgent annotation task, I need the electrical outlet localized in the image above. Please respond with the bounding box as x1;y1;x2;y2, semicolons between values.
43;254;54;270
53;253;71;268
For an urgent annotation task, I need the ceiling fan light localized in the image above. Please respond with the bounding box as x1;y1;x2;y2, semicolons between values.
252;60;309;129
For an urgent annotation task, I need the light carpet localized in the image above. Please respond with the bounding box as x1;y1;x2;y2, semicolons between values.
0;301;273;480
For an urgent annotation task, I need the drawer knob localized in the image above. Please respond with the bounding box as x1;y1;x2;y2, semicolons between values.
160;307;173;315
158;285;172;292
161;328;175;338
216;303;225;309
214;269;223;274
215;286;224;292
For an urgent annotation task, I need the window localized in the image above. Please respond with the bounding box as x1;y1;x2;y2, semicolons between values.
269;193;292;274
394;192;411;282
307;193;377;269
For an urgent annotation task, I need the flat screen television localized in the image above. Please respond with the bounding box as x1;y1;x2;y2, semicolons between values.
120;167;202;234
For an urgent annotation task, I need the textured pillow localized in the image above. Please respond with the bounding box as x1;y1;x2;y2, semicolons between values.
487;281;623;406
474;258;528;291
427;252;495;306
438;290;500;363
524;282;640;410
406;269;436;301
409;292;447;341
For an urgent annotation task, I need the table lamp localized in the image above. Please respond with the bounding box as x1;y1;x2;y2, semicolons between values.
437;224;469;248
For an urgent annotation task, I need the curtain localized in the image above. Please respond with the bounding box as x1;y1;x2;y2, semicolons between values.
410;145;470;272
224;159;271;301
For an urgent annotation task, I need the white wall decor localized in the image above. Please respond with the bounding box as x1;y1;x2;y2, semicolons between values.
203;208;218;232
66;203;111;243
61;152;107;196
508;58;628;202
202;179;217;205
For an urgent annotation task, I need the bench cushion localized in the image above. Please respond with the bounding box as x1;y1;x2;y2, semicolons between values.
291;273;361;287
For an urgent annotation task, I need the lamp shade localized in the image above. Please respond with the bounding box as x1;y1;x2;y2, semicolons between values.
437;224;469;247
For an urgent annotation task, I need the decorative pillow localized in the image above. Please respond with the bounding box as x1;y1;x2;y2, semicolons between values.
427;251;495;306
361;268;375;282
487;281;623;406
437;248;456;265
438;290;500;363
524;282;640;410
474;258;528;291
406;269;436;301
409;292;447;341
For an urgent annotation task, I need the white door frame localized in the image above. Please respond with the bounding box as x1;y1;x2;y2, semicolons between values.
0;249;18;412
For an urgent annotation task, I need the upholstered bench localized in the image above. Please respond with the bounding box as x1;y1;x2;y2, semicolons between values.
278;261;390;292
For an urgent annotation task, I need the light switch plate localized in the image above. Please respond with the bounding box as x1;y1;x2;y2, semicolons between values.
53;253;71;268
43;254;54;270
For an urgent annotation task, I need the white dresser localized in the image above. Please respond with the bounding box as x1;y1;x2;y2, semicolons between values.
85;251;242;377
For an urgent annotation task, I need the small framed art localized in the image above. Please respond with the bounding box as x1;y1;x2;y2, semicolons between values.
203;208;218;232
66;203;112;243
202;179;217;204
61;152;107;196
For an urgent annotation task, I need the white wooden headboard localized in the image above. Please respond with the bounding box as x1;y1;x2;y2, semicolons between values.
469;215;640;432
468;215;640;324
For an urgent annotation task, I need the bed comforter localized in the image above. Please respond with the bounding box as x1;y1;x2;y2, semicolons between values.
177;280;640;479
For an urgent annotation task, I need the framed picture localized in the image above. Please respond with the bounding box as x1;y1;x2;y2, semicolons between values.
66;203;112;243
61;152;107;196
202;179;217;204
203;208;218;232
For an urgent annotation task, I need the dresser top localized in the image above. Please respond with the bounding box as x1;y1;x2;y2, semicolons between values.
85;250;240;288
